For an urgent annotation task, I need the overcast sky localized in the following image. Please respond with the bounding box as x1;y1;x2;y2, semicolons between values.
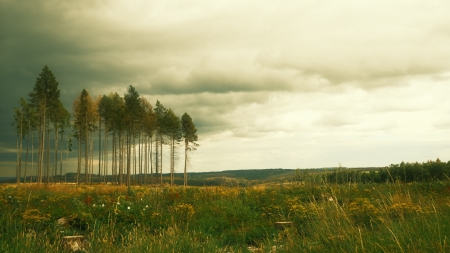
1;0;450;177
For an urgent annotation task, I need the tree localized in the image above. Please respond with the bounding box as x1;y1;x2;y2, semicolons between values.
181;113;198;186
24;101;37;183
124;85;142;187
13;98;26;183
109;93;126;185
141;98;156;184
165;109;182;186
64;138;73;183
28;65;61;184
154;100;168;184
97;95;112;183
50;100;70;181
73;89;96;185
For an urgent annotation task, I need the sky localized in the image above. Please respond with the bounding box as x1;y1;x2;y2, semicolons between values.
1;0;450;177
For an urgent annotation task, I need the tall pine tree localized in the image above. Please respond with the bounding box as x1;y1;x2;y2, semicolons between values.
181;113;198;186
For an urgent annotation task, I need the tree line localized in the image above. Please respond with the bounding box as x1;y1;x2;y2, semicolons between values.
295;158;450;185
12;65;198;186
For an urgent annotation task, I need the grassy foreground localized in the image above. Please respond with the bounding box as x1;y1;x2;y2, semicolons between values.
1;181;450;252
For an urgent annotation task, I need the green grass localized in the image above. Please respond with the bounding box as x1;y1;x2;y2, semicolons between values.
1;181;449;252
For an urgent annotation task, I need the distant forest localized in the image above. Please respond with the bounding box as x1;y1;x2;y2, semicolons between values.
12;65;198;186
296;159;450;185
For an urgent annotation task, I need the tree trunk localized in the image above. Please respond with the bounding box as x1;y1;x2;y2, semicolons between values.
98;118;102;183
24;124;30;184
118;132;123;185
60;131;64;182
65;139;69;183
90;130;94;184
85;129;89;184
54;126;59;183
184;140;188;187
16;137;19;183
77;131;81;186
144;135;147;185
139;131;142;184
31;130;34;183
160;136;163;184
104;125;108;184
39;108;46;184
155;134;159;184
46;122;50;184
150;137;153;184
18;114;23;184
127;131;131;187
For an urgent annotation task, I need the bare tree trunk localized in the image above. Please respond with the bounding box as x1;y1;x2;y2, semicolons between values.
127;130;131;187
104;126;108;184
184;140;188;187
18;114;23;184
119;132;123;185
46;123;50;184
155;134;159;184
16;137;19;183
39;109;46;184
90;130;94;184
133;129;136;185
77;131;81;186
139;131;142;184
24;125;30;183
54;126;59;183
113;131;117;184
85;129;89;184
31;131;34;183
59;131;64;182
160;136;163;184
98;119;102;183
144;135;147;185
150;136;153;184
65;139;69;183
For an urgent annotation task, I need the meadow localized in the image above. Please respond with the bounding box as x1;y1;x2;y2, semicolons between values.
1;179;450;252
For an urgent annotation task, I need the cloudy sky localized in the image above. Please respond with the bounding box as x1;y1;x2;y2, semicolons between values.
1;0;450;177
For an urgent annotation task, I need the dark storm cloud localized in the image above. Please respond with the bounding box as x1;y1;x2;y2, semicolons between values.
2;0;450;174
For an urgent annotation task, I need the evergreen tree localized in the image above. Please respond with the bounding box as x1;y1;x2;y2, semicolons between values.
50;100;70;181
28;65;61;184
165;109;182;186
12;98;26;183
141;98;156;184
97;95;112;183
154;100;168;184
181;113;198;186
73;89;96;185
124;85;142;186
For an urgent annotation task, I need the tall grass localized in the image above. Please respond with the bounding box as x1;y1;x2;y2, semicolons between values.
0;182;449;252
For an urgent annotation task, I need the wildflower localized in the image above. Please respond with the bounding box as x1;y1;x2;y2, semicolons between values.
127;206;130;210
102;204;105;207
146;205;148;208
93;204;96;207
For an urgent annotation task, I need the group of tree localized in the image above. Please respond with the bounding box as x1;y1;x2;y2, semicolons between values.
295;158;450;184
13;65;198;186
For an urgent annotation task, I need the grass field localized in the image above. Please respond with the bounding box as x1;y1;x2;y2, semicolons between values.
1;180;450;252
